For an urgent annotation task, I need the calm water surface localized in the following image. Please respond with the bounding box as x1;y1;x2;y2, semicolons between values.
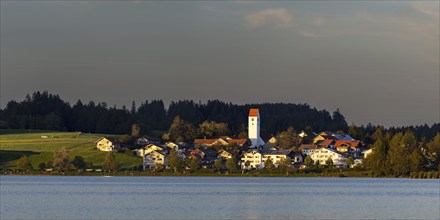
0;176;439;219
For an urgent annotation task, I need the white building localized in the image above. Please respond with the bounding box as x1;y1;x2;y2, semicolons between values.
362;148;373;159
96;137;120;152
241;149;293;170
261;150;292;168
309;148;347;168
300;144;318;156
143;150;166;170
136;144;165;157
248;108;265;148
241;149;263;169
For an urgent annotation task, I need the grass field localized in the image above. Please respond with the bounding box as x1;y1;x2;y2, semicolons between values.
0;130;142;169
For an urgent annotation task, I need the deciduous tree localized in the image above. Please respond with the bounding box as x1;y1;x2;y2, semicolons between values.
53;148;71;172
189;157;201;173
305;156;314;168
226;158;237;173
103;152;119;171
17;155;32;170
214;159;223;172
276;127;299;150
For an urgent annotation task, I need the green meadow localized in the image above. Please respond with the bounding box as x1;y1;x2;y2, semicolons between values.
0;130;142;169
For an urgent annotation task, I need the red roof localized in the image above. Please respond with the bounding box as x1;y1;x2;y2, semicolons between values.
249;108;259;117
227;139;247;146
335;140;361;148
300;144;315;150
194;139;217;145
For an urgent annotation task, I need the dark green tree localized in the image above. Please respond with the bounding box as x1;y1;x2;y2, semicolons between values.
38;162;46;171
348;123;362;140
71;156;87;170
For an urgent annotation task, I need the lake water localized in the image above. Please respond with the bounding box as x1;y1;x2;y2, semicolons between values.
0;176;439;220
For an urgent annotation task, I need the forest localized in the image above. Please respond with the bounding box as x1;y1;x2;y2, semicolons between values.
1;91;438;143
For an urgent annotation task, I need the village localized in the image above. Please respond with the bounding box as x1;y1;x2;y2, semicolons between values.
96;109;371;172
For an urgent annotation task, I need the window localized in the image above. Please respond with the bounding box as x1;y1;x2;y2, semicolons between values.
252;118;254;121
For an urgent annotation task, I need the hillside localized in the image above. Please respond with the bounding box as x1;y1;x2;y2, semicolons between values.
0;130;142;169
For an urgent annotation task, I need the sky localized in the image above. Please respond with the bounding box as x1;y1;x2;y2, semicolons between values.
1;1;439;127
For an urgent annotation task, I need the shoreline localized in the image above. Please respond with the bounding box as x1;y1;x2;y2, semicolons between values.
2;170;439;179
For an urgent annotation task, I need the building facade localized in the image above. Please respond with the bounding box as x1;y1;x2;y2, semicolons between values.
248;108;265;148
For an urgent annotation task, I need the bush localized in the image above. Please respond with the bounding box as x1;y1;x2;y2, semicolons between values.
38;163;46;171
17;156;33;170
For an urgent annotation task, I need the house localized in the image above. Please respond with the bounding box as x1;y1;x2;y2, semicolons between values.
260;150;292;168
313;134;337;144
164;141;191;151
200;148;218;169
240;149;293;170
136;136;160;146
300;144;318;156
290;151;304;163
218;150;233;159
193;137;247;148
298;131;308;138
352;159;363;168
334;140;362;155
136;137;150;146
96;137;120;152
313;132;354;144
143;150;167;170
241;149;263;169
186;149;206;159
309;148;347;168
316;139;335;149
136;144;165;157
362;148;373;159
185;148;217;169
263;136;278;150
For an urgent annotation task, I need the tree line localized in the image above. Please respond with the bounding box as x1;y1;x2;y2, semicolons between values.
1;91;438;143
363;128;440;176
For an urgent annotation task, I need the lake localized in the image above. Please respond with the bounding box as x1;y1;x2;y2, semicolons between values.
0;176;439;219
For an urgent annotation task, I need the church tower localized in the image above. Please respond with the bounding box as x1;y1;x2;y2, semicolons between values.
248;108;265;148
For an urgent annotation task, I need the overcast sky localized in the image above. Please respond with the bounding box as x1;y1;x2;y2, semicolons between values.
1;1;439;127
